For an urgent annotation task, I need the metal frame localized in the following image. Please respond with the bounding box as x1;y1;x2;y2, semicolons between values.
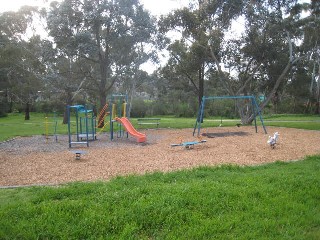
67;105;96;148
193;95;267;136
109;94;129;141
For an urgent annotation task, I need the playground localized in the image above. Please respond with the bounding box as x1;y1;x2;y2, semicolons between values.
0;126;319;187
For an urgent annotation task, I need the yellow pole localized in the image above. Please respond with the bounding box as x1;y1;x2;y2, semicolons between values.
112;103;117;119
122;102;127;118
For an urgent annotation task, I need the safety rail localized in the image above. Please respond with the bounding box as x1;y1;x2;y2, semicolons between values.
137;118;161;128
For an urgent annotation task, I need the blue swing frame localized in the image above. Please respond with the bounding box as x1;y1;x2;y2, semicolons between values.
193;95;267;137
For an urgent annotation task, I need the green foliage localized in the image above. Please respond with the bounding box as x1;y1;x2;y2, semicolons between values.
131;98;198;118
205;100;238;118
173;102;195;117
34;100;65;114
0;98;9;117
46;0;156;114
1;156;320;239
149;100;170;116
130;98;148;117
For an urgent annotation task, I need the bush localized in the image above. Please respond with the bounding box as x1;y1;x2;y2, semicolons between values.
0;98;9;117
34;100;65;114
205;100;238;118
150;100;170;116
130;98;147;117
174;103;195;117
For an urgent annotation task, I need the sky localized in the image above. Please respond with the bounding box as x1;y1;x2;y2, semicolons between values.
1;0;310;14
1;0;310;73
0;0;191;73
0;0;190;15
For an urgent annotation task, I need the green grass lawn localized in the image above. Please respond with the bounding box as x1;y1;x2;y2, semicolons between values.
0;113;67;141
0;114;224;141
263;114;320;130
1;156;320;239
0;113;319;141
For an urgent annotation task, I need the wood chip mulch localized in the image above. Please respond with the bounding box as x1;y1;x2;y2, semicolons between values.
0;126;319;187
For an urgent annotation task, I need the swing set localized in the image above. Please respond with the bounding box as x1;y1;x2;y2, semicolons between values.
193;95;267;137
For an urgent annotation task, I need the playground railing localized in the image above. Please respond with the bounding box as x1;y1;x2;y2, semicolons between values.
137;118;161;128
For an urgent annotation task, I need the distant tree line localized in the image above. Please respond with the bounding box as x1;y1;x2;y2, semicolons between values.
0;0;319;122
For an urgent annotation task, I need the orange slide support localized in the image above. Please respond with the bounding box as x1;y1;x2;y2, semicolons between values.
115;117;146;143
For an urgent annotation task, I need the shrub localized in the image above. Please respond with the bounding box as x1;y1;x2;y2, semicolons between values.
0;98;9;117
34;100;65;114
174;103;195;117
130;98;147;117
150;100;170;116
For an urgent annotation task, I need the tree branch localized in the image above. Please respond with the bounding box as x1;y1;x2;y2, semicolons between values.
208;45;235;95
172;54;199;94
236;63;262;95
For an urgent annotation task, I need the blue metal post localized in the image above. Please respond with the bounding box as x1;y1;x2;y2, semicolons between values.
84;106;89;147
252;97;267;134
198;97;206;136
76;109;79;142
193;96;206;136
110;96;114;140
67;106;72;148
250;97;258;133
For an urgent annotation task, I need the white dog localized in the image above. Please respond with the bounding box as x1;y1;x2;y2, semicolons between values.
267;132;280;149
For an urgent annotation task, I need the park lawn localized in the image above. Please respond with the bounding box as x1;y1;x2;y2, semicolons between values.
264;114;320;121
262;114;320;130
0;155;320;239
0;113;319;141
0;112;99;141
0;114;230;141
0;113;67;141
264;121;320;130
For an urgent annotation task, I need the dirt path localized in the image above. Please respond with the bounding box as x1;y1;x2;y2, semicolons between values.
0;127;319;187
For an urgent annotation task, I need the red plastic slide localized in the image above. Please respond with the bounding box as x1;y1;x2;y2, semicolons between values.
115;117;146;143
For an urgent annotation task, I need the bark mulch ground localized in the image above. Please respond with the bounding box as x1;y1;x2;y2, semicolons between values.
0;126;319;187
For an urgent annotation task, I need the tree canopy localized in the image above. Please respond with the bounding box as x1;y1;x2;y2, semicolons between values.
0;0;319;119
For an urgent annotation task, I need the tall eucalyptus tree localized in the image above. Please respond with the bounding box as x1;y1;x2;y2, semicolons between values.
160;0;313;121
298;0;320;113
159;0;244;106
0;7;45;120
46;0;156;126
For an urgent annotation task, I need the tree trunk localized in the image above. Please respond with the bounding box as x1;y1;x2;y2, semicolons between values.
24;102;30;120
198;65;204;107
243;59;294;124
316;62;320;114
63;91;73;124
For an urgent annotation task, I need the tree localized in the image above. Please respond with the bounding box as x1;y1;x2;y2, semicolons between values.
0;7;45;120
159;0;315;122
298;0;320;114
159;0;244;107
46;0;156;126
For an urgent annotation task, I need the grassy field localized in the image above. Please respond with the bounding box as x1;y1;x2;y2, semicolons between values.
1;156;320;239
0;113;319;141
0;113;319;238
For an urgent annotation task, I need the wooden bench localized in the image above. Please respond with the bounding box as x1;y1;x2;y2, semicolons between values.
137;118;161;128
